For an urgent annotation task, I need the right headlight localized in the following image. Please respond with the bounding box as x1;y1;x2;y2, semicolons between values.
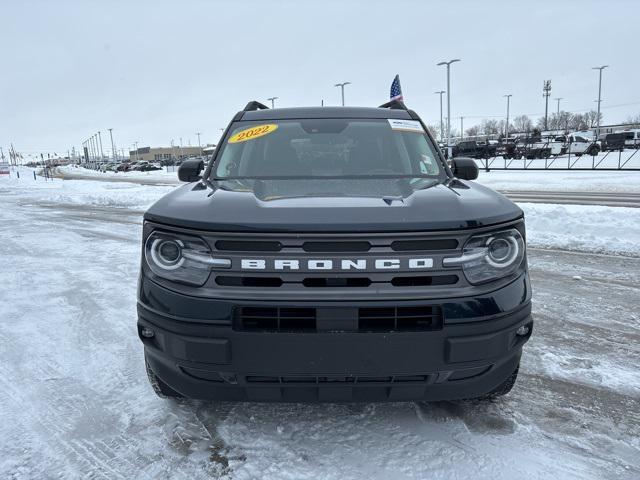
144;231;231;286
443;228;525;284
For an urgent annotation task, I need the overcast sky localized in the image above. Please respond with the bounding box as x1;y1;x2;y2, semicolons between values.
2;0;639;155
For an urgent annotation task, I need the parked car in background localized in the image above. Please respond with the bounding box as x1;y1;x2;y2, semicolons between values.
497;138;518;159
452;140;494;159
135;161;162;172
514;138;552;159
602;132;628;151
554;134;600;156
623;129;640;149
100;163;117;172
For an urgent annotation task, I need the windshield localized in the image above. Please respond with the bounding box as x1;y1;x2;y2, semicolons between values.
211;118;445;181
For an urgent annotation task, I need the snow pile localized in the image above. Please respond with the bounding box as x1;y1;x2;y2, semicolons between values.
58;164;179;182
521;203;640;256
1;170;175;209
477;169;640;193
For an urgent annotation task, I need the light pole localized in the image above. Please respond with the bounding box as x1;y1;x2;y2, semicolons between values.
108;128;117;161
554;98;562;133
592;65;608;138
437;59;461;147
97;131;104;160
503;94;512;139
334;82;351;106
196;132;202;155
460;116;464;140
434;91;445;141
267;97;278;108
133;142;139;162
543;80;552;131
89;135;96;161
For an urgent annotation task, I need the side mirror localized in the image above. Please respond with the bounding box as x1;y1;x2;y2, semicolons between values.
178;158;204;182
451;158;479;180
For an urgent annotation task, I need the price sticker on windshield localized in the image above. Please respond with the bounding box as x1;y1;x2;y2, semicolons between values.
229;124;278;143
387;119;425;133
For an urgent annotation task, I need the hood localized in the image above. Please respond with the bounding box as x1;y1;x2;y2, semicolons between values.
144;179;523;232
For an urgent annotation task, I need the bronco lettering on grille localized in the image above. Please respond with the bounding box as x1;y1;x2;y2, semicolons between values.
239;258;434;271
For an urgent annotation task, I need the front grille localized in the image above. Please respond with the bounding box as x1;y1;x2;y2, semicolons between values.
358;306;443;331
237;307;316;331
235;305;443;332
390;275;458;287
208;230;471;297
216;276;283;287
391;239;458;251
245;374;434;384
302;277;372;288
215;240;282;252
302;241;371;252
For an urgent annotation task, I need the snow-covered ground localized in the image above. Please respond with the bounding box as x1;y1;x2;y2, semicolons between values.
1;172;639;479
521;203;640;256
57;164;180;184
477;169;640;193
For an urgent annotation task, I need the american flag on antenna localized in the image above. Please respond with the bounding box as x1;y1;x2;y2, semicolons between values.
390;74;403;101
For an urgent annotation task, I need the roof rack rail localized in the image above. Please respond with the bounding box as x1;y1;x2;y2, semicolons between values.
243;101;270;112
378;99;408;110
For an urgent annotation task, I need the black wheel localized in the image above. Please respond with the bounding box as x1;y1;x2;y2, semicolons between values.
588;146;600;156
475;365;519;400
145;357;183;399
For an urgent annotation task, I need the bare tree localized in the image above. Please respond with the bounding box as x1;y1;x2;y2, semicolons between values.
624;114;640;125
465;125;481;137
481;119;500;135
584;110;603;128
568;113;588;131
513;115;532;133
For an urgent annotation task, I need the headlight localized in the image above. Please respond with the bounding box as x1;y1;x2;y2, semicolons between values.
145;231;230;286
443;228;525;284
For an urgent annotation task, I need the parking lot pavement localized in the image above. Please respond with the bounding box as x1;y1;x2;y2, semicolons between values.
1;196;639;479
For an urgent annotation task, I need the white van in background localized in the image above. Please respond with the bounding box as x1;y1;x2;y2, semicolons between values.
622;129;640;149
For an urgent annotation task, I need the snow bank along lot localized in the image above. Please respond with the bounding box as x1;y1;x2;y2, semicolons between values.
477;169;640;193
1;172;639;479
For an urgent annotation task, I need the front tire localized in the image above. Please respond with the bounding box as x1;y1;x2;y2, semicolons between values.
145;357;183;399
475;365;519;400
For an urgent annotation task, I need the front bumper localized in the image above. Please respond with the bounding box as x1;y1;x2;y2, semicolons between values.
138;273;533;402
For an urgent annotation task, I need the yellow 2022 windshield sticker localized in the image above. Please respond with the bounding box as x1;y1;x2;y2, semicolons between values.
228;124;278;143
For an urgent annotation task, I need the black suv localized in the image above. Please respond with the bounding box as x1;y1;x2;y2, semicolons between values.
452;140;496;159
138;100;532;402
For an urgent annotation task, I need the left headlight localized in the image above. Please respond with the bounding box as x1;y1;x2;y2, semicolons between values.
443;228;525;285
145;231;230;286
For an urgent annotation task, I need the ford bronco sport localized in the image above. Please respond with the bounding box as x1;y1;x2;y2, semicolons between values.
138;100;532;402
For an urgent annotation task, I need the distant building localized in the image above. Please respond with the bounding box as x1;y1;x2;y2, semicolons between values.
128;146;204;162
